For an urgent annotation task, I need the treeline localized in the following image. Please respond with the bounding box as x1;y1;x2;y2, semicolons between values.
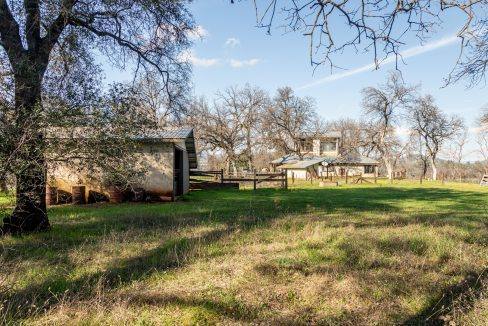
185;72;488;182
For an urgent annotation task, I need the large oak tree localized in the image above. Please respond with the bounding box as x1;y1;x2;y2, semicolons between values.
0;0;193;233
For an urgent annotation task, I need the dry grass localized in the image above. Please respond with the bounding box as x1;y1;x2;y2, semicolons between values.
1;180;487;325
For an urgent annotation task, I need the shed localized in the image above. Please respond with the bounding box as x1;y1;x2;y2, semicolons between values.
48;127;197;202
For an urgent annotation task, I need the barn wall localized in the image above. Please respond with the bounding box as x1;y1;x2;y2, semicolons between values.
174;140;190;194
48;141;187;201
138;142;174;196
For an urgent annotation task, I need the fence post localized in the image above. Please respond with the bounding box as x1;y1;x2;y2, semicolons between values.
220;169;224;184
284;169;288;189
253;171;257;190
345;171;348;184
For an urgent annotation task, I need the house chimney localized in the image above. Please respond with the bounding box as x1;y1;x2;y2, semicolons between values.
313;139;321;156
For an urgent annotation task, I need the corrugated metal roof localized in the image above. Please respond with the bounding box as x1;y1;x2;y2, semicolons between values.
321;131;341;138
272;153;379;169
270;154;300;165
280;157;328;169
136;127;198;169
138;127;193;140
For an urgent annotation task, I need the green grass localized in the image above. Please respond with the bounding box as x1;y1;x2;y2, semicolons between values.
1;180;487;325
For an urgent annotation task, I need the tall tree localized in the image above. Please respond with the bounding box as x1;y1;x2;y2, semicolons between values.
262;87;318;159
325;118;371;156
476;106;488;173
188;97;243;174
0;0;193;232
361;72;416;180
409;95;464;180
218;85;268;170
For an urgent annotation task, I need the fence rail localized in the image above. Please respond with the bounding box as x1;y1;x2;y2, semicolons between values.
190;169;288;190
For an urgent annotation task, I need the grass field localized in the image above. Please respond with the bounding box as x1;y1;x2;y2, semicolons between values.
1;181;487;325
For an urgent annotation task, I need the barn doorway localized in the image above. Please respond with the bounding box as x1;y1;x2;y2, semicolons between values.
173;147;184;197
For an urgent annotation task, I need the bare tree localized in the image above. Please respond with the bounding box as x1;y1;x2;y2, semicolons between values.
133;72;189;128
262;87;318;159
444;126;469;181
218;85;268;170
409;95;464;180
476;106;488;173
0;0;193;232
188;99;239;174
247;0;488;86
361;72;417;180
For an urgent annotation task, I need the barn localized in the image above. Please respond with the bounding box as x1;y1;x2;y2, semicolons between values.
48;128;197;203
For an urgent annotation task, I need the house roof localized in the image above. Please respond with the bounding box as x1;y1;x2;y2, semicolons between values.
272;153;379;169
142;127;197;169
270;154;300;165
279;157;328;169
320;131;341;138
298;131;341;139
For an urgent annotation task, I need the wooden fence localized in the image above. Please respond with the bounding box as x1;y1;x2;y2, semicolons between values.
190;170;288;190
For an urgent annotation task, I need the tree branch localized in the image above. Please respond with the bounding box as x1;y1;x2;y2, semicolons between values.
24;0;41;52
41;0;78;56
0;0;25;67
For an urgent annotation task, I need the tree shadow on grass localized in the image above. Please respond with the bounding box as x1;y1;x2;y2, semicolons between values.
1;226;237;322
124;292;262;323
1;185;487;323
402;270;488;325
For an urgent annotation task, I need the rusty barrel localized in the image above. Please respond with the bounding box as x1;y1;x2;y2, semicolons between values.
108;188;124;203
72;185;86;205
132;188;146;202
46;186;58;206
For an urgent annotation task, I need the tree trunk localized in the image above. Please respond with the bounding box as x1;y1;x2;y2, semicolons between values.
384;157;393;180
0;176;7;193
2;74;50;234
431;157;438;181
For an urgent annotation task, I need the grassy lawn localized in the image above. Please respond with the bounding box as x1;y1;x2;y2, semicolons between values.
1;181;487;325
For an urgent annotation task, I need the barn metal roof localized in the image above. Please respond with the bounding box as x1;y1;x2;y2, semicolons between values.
142;128;194;140
138;127;198;169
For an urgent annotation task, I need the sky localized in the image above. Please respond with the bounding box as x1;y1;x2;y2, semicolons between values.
104;0;488;161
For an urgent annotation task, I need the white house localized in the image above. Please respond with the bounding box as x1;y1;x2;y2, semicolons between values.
270;132;379;180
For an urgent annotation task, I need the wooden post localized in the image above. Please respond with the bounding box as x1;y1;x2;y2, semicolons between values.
220;169;224;184
345;170;348;184
253;171;257;190
284;169;288;189
292;171;295;184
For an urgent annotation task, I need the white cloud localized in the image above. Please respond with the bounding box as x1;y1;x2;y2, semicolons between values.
225;37;241;48
187;25;209;41
180;50;219;67
230;58;260;68
298;35;459;90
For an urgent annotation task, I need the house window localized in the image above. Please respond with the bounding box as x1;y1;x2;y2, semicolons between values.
320;141;336;152
364;165;375;174
300;139;313;152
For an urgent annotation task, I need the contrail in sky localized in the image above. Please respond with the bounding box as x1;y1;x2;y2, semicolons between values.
297;35;458;90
